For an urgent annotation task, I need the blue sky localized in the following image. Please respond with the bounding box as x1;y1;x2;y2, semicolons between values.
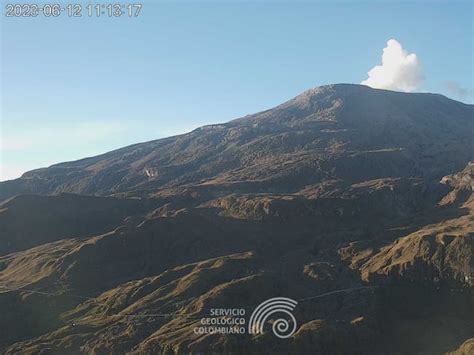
1;0;473;180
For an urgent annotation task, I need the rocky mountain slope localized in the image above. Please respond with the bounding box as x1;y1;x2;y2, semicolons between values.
1;84;471;200
0;84;472;354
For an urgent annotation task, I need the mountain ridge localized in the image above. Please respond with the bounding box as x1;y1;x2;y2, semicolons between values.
1;84;472;201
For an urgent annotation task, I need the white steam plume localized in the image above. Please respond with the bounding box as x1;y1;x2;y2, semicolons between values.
361;39;423;92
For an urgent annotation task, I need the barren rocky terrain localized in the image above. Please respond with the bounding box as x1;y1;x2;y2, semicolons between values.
0;84;472;354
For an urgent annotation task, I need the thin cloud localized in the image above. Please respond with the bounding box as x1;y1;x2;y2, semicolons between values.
361;39;423;92
1;121;127;152
1;137;33;151
444;81;474;101
1;121;129;181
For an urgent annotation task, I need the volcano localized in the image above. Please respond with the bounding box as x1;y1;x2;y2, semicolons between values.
0;84;472;354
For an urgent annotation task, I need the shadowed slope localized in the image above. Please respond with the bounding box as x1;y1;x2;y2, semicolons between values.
0;193;158;255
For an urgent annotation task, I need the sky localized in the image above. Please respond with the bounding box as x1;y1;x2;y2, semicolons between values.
1;0;473;181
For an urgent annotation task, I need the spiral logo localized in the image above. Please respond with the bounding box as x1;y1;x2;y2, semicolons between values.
248;297;298;338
